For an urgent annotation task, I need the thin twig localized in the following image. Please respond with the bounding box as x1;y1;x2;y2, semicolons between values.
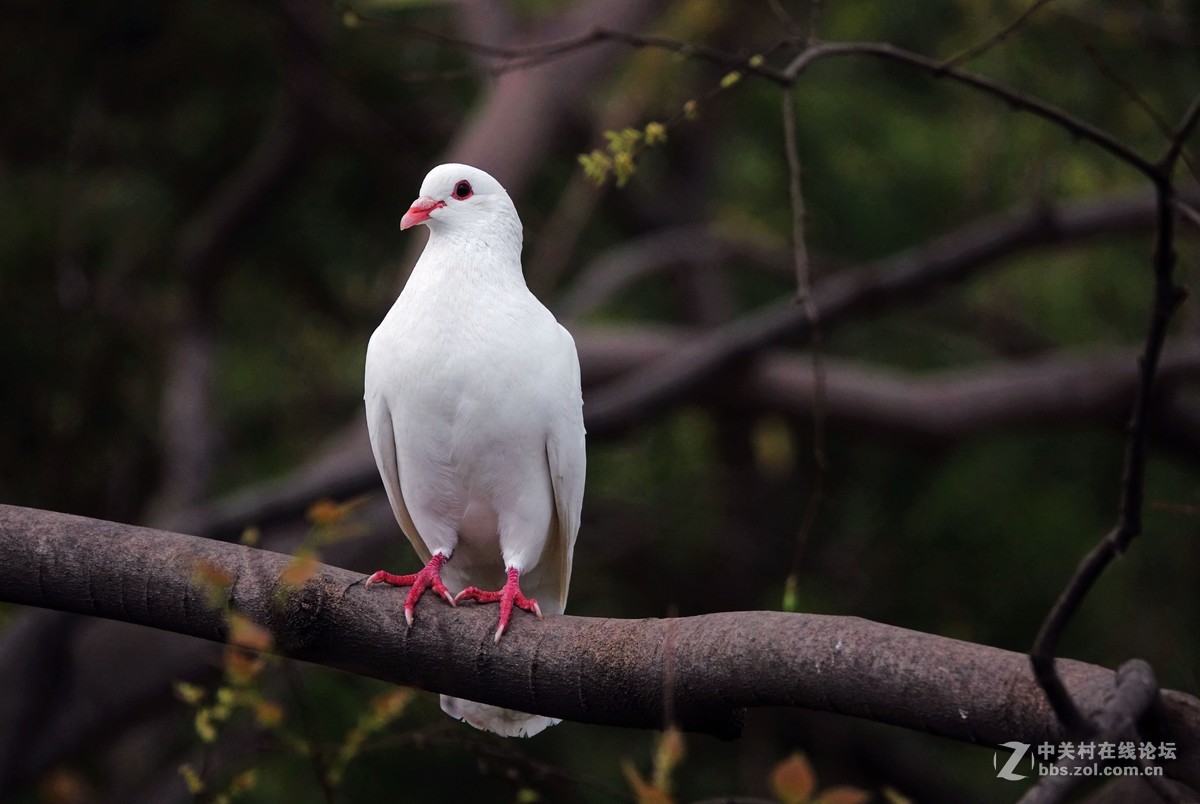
1083;43;1176;142
783;41;1160;180
1164;90;1200;170
1028;88;1200;736
1082;42;1199;181
781;91;812;299
806;0;824;45
766;0;805;41
356;14;793;84
941;0;1058;69
371;16;1163;186
1174;198;1200;230
282;662;337;804
1019;660;1160;804
781;86;828;597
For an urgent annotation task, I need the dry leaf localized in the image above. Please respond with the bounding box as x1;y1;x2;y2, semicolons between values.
816;786;872;804
771;752;816;804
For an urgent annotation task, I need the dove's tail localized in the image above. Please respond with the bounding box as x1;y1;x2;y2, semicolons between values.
439;695;560;738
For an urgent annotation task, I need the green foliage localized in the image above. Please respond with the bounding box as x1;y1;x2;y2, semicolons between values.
175;510;424;803
579;123;669;187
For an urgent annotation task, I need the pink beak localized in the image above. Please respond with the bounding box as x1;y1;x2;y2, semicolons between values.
401;196;445;230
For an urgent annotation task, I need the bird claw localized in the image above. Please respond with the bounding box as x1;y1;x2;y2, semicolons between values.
364;554;451;626
456;568;540;643
363;570;390;591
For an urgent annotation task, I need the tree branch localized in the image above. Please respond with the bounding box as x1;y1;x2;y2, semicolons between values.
577;329;1200;445
580;189;1195;437
1;504;1198;794
782;40;1158;179
1020;660;1163;804
1029;89;1199;736
940;0;1059;69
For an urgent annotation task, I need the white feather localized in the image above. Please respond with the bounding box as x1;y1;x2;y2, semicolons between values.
364;164;585;738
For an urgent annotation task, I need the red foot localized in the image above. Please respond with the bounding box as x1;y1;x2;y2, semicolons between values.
454;567;542;644
365;553;453;626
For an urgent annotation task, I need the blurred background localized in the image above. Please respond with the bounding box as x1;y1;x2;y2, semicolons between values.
1;0;1198;801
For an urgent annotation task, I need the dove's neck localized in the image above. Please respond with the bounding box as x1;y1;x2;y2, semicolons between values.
417;214;527;292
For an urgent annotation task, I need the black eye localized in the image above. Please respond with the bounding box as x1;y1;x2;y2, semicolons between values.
453;180;472;200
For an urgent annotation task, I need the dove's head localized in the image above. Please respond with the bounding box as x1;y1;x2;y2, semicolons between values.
401;164;521;241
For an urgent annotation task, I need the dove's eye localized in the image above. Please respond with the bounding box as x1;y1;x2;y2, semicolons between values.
453;180;473;200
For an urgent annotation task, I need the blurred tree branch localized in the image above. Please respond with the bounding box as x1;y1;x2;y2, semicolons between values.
149;0;330;519
2;504;1198;797
581;188;1198;437
1029;89;1200;739
578;329;1200;448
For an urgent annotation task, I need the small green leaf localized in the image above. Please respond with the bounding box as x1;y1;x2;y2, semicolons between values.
782;573;799;612
644;121;668;146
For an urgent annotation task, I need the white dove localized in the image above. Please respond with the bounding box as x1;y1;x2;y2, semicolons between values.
363;163;586;738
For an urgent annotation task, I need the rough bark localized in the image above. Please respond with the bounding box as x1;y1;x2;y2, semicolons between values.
2;504;1197;795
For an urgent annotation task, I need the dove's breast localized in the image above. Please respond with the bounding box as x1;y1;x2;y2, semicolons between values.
366;283;571;573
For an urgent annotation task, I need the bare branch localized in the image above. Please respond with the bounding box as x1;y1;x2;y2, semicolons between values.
1029;88;1199;737
781;83;828;598
557;226;788;319
766;0;805;41
782;91;812;300
1;504;1198;795
577;329;1200;445
941;0;1058;69
783;41;1159;180
1019;660;1162;804
581;190;1192;437
1163;90;1200;170
358;15;792;85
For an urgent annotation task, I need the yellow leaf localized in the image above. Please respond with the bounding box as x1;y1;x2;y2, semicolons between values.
752;415;795;481
771;753;816;804
369;687;415;720
195;709;217;743
652;727;686;790
720;70;742;89
178;763;205;794
644;121;668;146
193;560;233;608
613;152;636;187
622;760;674;804
281;552;319;588
228;768;259;795
254;699;284;728
228;612;273;652
173;681;206;706
307;498;345;526
224;648;265;685
816;786;872;804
